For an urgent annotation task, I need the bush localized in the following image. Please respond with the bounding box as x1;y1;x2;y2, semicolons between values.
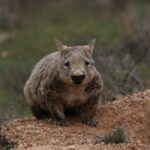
93;127;127;144
0;129;15;149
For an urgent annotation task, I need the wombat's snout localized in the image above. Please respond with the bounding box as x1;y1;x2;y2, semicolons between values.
71;74;85;84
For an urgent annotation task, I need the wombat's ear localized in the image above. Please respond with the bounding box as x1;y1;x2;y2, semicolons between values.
87;39;96;54
55;39;68;52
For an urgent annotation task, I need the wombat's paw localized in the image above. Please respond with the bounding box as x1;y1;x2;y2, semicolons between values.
81;119;97;127
56;120;69;127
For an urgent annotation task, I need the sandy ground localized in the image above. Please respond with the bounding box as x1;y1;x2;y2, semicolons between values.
1;89;150;150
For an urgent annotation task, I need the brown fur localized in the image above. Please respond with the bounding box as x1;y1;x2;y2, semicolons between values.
24;39;103;127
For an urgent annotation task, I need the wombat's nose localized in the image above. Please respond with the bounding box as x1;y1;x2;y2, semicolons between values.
71;74;85;84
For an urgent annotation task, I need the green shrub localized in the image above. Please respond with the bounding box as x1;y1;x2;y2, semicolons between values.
94;127;127;145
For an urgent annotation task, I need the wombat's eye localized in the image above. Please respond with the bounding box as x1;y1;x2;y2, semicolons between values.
85;61;90;66
64;61;70;68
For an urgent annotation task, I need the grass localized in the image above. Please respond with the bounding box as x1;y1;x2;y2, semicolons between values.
137;64;150;87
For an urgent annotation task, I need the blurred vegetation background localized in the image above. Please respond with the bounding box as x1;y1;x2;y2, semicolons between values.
0;0;150;124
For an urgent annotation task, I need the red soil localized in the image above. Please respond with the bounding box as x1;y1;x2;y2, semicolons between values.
2;89;150;150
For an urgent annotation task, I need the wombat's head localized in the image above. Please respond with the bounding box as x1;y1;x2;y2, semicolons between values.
56;39;96;85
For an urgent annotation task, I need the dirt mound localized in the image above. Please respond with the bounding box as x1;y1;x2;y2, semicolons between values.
1;90;150;150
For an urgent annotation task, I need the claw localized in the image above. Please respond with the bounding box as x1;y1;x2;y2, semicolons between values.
80;109;84;113
77;108;85;115
81;108;85;113
56;120;68;127
90;119;97;127
81;119;97;127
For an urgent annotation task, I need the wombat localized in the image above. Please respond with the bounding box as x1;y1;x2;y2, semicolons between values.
24;39;103;127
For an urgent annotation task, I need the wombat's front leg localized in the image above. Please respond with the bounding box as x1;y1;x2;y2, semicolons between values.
80;96;99;127
48;102;68;127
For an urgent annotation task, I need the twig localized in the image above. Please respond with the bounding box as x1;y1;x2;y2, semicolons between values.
122;47;148;84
